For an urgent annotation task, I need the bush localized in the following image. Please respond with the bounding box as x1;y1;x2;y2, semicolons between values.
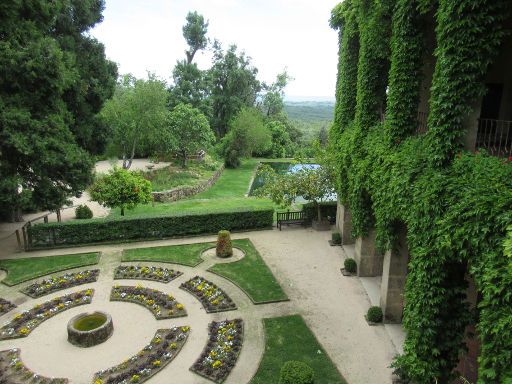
28;208;273;249
216;230;233;258
331;231;341;244
75;205;93;219
366;306;383;323
344;258;357;273
279;361;314;384
303;201;337;224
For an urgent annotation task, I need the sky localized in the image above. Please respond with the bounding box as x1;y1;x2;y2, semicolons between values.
90;0;340;100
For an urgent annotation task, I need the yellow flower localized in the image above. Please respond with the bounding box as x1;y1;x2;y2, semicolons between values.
152;360;161;367
181;326;189;332
169;342;177;349
19;327;29;335
94;379;104;384
176;303;184;310
212;360;222;369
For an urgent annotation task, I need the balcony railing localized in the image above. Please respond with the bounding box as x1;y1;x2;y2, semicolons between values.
476;118;512;158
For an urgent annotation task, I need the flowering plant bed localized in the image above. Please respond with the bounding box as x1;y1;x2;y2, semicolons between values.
191;319;243;383
110;285;186;319
0;289;94;340
93;326;189;384
0;349;68;383
114;265;182;283
0;298;16;316
21;270;100;298
180;276;236;313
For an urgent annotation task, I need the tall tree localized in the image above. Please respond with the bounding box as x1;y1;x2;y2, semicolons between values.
208;42;261;138
0;0;112;221
182;11;209;65
101;74;169;169
261;70;292;117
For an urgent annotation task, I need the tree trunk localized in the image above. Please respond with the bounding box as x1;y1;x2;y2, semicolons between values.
316;201;322;222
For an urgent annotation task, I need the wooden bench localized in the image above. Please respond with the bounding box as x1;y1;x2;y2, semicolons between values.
277;211;307;230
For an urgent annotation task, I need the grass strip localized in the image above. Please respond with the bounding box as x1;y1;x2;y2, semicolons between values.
122;242;214;267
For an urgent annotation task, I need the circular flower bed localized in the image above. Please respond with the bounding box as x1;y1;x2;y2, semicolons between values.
0;349;68;383
191;319;243;383
110;285;186;319
93;326;190;384
114;265;182;283
21;270;100;298
0;289;94;340
180;276;236;313
0;298;16;316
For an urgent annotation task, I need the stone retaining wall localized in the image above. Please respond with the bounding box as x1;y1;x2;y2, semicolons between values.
151;165;225;203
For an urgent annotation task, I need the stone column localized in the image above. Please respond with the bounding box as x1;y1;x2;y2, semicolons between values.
336;200;354;245
380;226;409;323
354;228;384;277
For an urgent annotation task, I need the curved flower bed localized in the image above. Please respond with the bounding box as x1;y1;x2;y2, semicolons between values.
110;285;186;319
21;269;100;298
0;298;16;316
0;289;94;340
191;319;243;383
180;276;236;313
93;326;189;384
0;349;68;383
114;265;181;283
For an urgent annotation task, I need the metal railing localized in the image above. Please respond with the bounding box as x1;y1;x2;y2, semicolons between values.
476;118;512;158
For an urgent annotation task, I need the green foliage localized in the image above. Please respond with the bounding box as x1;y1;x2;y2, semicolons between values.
28;208;274;248
101;74;169;168
166;103;215;167
331;231;341;244
75;205;93;219
279;361;314;384
90;167;152;216
262;121;293;158
168;61;211;117
216;230;233;258
182;11;209;64
262;71;291;117
123;242;210;267
366;306;383;323
344;258;357;274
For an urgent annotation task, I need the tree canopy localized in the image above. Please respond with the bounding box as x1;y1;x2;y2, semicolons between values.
183;11;209;65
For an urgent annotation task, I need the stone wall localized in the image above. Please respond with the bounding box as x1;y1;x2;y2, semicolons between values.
151;165;224;203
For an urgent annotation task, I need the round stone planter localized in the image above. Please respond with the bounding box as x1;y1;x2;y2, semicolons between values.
67;311;113;347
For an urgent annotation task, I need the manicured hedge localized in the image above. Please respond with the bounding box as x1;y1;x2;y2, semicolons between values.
28;208;273;249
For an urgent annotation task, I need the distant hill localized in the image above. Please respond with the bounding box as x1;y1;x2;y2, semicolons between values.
284;101;334;121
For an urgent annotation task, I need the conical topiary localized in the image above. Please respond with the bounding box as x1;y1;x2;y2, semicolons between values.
216;230;233;258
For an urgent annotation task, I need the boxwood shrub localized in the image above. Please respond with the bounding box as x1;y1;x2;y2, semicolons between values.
28;207;273;249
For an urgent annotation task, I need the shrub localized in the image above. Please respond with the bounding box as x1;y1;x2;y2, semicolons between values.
28;208;273;249
344;258;357;273
279;361;314;384
366;306;383;323
331;231;341;245
216;230;233;258
75;205;93;219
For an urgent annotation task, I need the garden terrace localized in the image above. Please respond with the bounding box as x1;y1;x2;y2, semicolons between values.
110;285;186;319
21;269;99;298
93;327;190;384
114;265;182;283
180;276;237;313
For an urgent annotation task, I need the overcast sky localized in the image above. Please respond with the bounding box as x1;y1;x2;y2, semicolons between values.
90;0;340;100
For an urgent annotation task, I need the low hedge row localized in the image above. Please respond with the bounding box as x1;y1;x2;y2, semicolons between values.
28;208;274;249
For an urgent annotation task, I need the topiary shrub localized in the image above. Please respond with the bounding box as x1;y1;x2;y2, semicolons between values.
344;258;357;273
75;205;93;219
331;231;342;245
216;230;233;258
279;361;314;384
366;306;383;323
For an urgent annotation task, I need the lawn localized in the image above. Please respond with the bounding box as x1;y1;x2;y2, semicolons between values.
145;160;219;192
0;252;101;286
250;315;346;384
122;242;214;266
208;239;288;303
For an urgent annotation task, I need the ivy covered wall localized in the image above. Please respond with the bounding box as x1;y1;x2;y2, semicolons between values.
329;0;512;383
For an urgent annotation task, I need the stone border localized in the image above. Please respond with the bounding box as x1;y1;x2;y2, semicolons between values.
110;285;187;320
21;269;100;298
93;327;190;384
114;265;182;283
180;276;237;313
190;319;243;383
0;289;94;340
67;311;113;348
0;349;68;383
152;165;224;203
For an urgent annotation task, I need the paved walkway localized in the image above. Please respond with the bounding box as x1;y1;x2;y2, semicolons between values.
0;228;399;384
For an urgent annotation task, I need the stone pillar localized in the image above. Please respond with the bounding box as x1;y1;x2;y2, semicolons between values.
336;200;354;245
354;229;384;277
380;226;409;323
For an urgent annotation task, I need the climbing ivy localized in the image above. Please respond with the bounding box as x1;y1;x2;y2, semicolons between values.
328;0;512;382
